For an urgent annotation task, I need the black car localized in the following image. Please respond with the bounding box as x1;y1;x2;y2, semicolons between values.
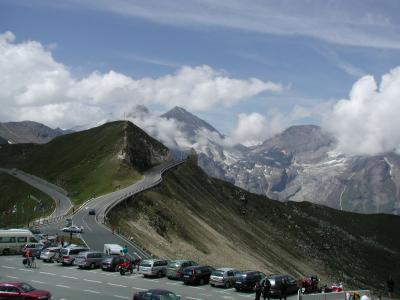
101;256;129;272
88;209;96;215
234;271;266;292
181;265;215;285
133;289;181;300
261;275;299;297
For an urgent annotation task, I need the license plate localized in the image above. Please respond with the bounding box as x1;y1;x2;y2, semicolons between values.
184;275;190;278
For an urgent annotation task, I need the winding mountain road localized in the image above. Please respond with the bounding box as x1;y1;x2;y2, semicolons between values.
1;160;184;259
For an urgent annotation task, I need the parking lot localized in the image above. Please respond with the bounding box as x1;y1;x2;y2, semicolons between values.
0;255;299;300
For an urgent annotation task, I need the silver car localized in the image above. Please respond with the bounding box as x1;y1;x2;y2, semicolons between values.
74;251;105;269
60;246;89;265
139;259;169;277
166;260;198;279
210;267;238;288
40;247;61;263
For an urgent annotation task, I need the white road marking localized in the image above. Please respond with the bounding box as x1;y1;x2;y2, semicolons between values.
113;295;129;299
166;282;180;286
186;297;204;300
40;271;56;276
19;268;33;272
143;279;159;282
7;276;19;279
61;275;78;279
56;284;71;289
188;286;205;290
198;293;213;297
84;289;101;294
83;279;102;283
31;280;46;284
131;287;147;290
108;283;128;288
1;265;16;269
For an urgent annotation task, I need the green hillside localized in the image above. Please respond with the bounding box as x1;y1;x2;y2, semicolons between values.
110;155;400;295
0;121;170;204
0;172;55;227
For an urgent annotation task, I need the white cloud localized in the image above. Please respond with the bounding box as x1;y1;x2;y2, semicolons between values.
73;0;400;49
322;67;400;155
0;31;281;129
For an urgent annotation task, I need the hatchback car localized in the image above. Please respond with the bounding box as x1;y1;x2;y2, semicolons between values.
234;271;266;292
74;251;105;269
166;260;198;279
102;256;130;272
133;289;181;300
40;246;62;262
210;267;238;288
0;282;51;300
60;246;89;265
181;265;215;285
139;259;169;277
261;275;299;297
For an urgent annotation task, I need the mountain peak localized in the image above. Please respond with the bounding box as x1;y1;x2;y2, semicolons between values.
161;106;222;138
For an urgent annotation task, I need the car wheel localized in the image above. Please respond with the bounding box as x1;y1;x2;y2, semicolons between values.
157;271;163;278
114;265;119;272
90;263;95;269
2;249;9;255
225;281;231;288
200;278;205;285
210;283;215;287
49;257;53;263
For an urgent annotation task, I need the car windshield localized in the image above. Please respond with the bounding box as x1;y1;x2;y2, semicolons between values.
20;283;35;292
212;270;224;276
160;293;179;300
168;261;179;268
140;262;152;267
60;249;68;255
182;268;193;275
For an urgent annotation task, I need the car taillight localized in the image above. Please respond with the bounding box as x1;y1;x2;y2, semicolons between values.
64;256;69;259
192;269;196;278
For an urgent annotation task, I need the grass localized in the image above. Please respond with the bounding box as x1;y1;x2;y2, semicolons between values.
109;155;400;295
0;121;169;204
0;173;55;227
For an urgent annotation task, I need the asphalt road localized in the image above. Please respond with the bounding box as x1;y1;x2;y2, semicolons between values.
0;168;72;220
0;256;301;300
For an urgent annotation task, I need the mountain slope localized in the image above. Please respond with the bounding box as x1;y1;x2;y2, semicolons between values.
109;156;400;294
0;121;72;144
0;172;55;227
0;121;171;204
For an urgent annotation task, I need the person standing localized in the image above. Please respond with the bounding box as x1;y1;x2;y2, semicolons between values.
254;281;262;300
361;292;371;300
123;245;128;256
387;277;395;298
263;278;271;300
280;277;288;300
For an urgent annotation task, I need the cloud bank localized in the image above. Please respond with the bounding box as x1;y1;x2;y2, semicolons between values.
0;31;281;130
323;67;400;155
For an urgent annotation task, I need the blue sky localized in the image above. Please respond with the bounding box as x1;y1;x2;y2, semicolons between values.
1;0;400;153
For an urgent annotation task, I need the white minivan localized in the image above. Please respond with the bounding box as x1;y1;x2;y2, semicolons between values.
0;229;37;255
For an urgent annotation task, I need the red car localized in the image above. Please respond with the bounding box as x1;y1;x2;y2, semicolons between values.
0;282;52;299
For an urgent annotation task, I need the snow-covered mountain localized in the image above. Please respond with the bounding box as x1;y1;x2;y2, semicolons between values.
161;107;400;215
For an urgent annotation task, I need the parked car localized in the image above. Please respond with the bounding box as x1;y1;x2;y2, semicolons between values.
102;256;130;272
88;208;96;215
139;259;169;278
59;246;89;265
61;225;83;233
210;267;238;288
133;289;181;300
40;246;62;262
0;282;51;299
261;275;299;297
234;271;266;292
22;243;44;258
181;265;215;285
166;260;198;279
74;251;105;269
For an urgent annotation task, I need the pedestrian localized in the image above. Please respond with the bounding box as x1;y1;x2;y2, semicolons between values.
361;292;371;300
254;281;262;300
387;277;394;298
280;277;288;300
262;278;271;300
60;236;64;247
123;245;128;256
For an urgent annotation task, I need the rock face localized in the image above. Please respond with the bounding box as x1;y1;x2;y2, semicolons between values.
0;121;72;144
161;107;400;215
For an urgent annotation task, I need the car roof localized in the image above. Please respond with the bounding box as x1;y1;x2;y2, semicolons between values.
144;289;175;295
0;282;23;287
215;267;236;272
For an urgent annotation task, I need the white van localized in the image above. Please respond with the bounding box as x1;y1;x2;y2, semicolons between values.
104;244;123;256
0;229;37;255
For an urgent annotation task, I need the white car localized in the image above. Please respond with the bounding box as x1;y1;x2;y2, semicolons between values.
61;225;83;233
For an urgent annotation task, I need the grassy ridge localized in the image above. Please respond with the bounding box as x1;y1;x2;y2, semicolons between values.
0;173;55;227
0;122;142;204
110;156;400;294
